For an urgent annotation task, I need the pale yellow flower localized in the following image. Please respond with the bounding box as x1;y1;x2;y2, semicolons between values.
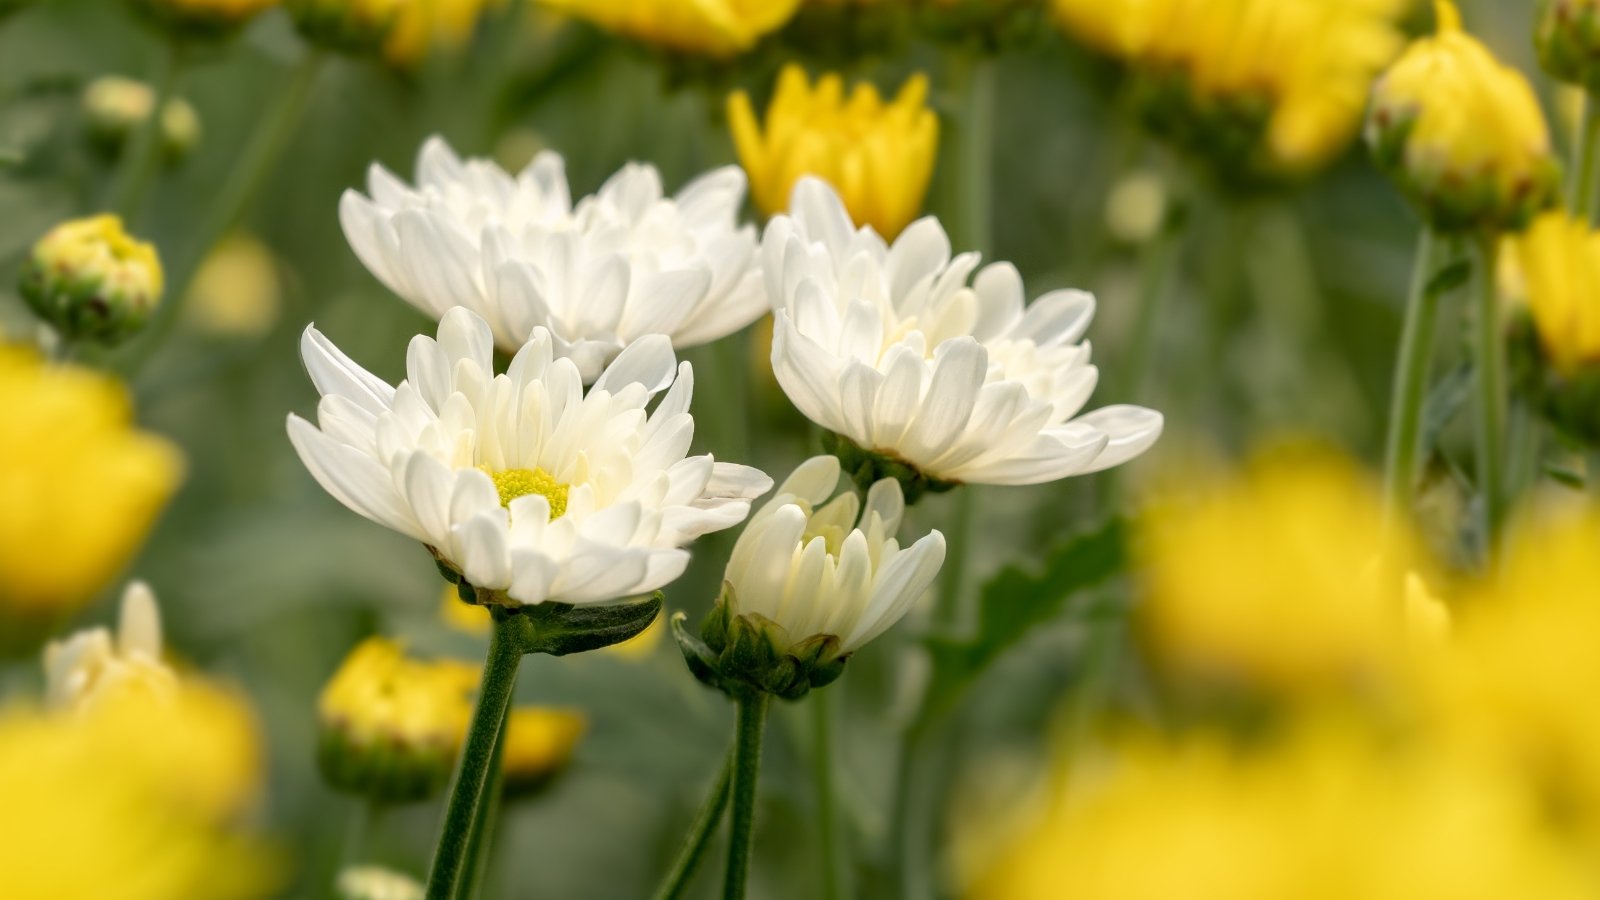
729;64;937;240
0;346;183;650
537;0;801;57
83;76;201;160
20;214;165;344
1507;212;1600;376
185;234;282;339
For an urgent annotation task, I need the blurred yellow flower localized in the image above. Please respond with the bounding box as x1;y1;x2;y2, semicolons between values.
1052;0;1407;175
318;636;479;802
43;580;174;709
1507;212;1600;376
384;0;500;67
0;346;182;652
729;65;937;240
538;0;801;57
1368;0;1559;232
502;707;586;794
439;584;665;658
128;0;279;36
1537;0;1600;88
1138;447;1440;693
83;75;201;162
20;214;165;345
970;726;1589;900
185;233;282;339
0;681;274;900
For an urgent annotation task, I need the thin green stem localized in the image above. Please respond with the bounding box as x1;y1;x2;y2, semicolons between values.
887;720;931;900
651;751;734;900
426;610;524;900
1381;229;1442;527
722;693;770;900
1120;218;1182;402
107;41;183;219
459;713;509;900
812;690;842;900
1472;235;1507;560
1570;93;1600;221
953;55;996;256
335;799;379;885
931;489;974;628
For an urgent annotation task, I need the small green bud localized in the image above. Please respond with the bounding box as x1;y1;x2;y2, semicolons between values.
675;586;853;702
1537;0;1600;89
83;76;201;164
19;215;164;346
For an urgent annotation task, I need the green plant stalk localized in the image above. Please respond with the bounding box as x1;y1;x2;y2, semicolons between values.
425;611;524;900
1119;218;1182;403
1571;93;1600;220
459;715;509;900
812;690;842;900
722;693;770;900
107;40;184;219
1381;229;1442;526
651;751;734;900
1472;235;1507;559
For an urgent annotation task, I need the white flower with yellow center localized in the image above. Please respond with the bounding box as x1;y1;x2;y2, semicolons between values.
339;137;766;384
725;455;944;655
764;178;1164;486
286;307;773;606
43;581;175;709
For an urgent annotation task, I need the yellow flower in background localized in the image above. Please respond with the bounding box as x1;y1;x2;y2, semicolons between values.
0;346;182;653
1138;447;1441;693
537;0;801;57
0;682;274;900
317;637;479;802
83;76;201;162
502;707;586;794
127;0;279;37
439;585;666;659
1368;0;1559;232
185;234;282;339
1507;212;1600;376
383;0;499;67
20;214;165;345
729;65;937;240
969;726;1589;900
1052;0;1407;175
43;581;174;709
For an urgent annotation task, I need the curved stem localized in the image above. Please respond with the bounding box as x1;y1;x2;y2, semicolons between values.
722;693;770;900
812;690;842;900
1471;235;1507;561
651;751;734;900
1381;229;1442;527
426;610;524;900
107;41;184;219
1571;94;1600;221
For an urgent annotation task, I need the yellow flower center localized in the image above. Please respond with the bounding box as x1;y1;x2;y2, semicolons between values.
483;467;569;517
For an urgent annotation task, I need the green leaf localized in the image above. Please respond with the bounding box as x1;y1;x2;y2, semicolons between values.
519;592;663;656
918;520;1129;727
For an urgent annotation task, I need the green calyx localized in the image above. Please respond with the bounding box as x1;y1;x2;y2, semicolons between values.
822;431;958;506
672;585;849;702
1537;0;1600;90
318;719;457;804
19;261;156;346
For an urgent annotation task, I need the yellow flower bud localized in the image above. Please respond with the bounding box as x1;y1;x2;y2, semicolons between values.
1509;211;1600;377
729;65;938;240
501;707;585;795
288;0;403;55
318;637;479;803
127;0;280;38
1537;0;1600;88
82;76;201;162
1368;1;1560;232
536;0;802;58
20;214;165;345
0;346;183;654
381;0;498;68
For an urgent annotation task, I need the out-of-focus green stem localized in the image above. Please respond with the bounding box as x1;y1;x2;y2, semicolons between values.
1381;229;1442;527
651;751;734;900
107;41;183;219
1472;235;1507;560
1571;94;1600;220
1120;216;1182;402
722;693;770;900
812;690;842;900
459;714;508;900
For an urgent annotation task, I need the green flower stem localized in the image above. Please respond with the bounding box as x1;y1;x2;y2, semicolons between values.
651;751;734;900
931;488;974;627
887;718;930;900
722;692;770;900
812;690;842;900
1571;93;1600;220
1472;235;1507;559
1118;217;1182;403
459;714;509;900
336;799;380;879
1381;229;1442;526
426;610;524;900
107;40;184;219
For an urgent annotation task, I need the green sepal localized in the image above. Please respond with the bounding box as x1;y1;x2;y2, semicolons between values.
508;593;664;657
675;588;853;702
821;431;959;505
316;721;453;804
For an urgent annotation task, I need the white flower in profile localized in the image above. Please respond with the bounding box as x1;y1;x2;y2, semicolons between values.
763;178;1164;488
286;307;773;606
339;136;766;384
44;581;175;709
724;455;944;655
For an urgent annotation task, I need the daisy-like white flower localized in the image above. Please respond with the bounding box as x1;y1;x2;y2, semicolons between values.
764;178;1164;488
339;137;765;384
286;307;772;606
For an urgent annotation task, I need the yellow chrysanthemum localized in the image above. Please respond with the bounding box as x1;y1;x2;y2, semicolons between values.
1138;447;1442;693
1368;1;1559;231
1052;0;1407;175
537;0;801;57
0;682;274;900
384;0;500;67
729;65;938;240
1506;212;1600;376
0;346;183;651
502;707;586;793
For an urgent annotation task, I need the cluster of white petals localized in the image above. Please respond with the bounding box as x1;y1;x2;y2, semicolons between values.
287;308;772;607
44;581;173;709
339;137;766;384
725;455;945;654
763;178;1163;486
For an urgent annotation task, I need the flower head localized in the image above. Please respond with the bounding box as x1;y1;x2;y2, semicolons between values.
0;346;182;652
20;214;165;345
1537;0;1600;88
126;0;279;38
287;308;771;606
184;234;282;338
43;581;175;710
502;707;585;794
1508;212;1600;377
340;137;765;384
83;76;201;163
729;65;937;240
535;0;801;57
1368;0;1559;232
763;178;1162;491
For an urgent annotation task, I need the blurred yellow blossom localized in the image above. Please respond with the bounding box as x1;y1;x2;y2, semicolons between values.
0;346;182;652
538;0;801;57
502;707;586;794
20;214;164;345
1052;0;1408;176
83;75;201;162
317;637;479;802
184;233;282;338
1507;212;1600;376
383;0;499;68
43;580;174;709
1368;0;1559;232
1138;447;1438;693
0;682;273;900
729;65;937;239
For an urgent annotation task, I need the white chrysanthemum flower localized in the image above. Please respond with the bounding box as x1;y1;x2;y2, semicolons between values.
339;136;766;383
286;307;773;606
764;178;1164;487
44;580;175;709
725;455;944;654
